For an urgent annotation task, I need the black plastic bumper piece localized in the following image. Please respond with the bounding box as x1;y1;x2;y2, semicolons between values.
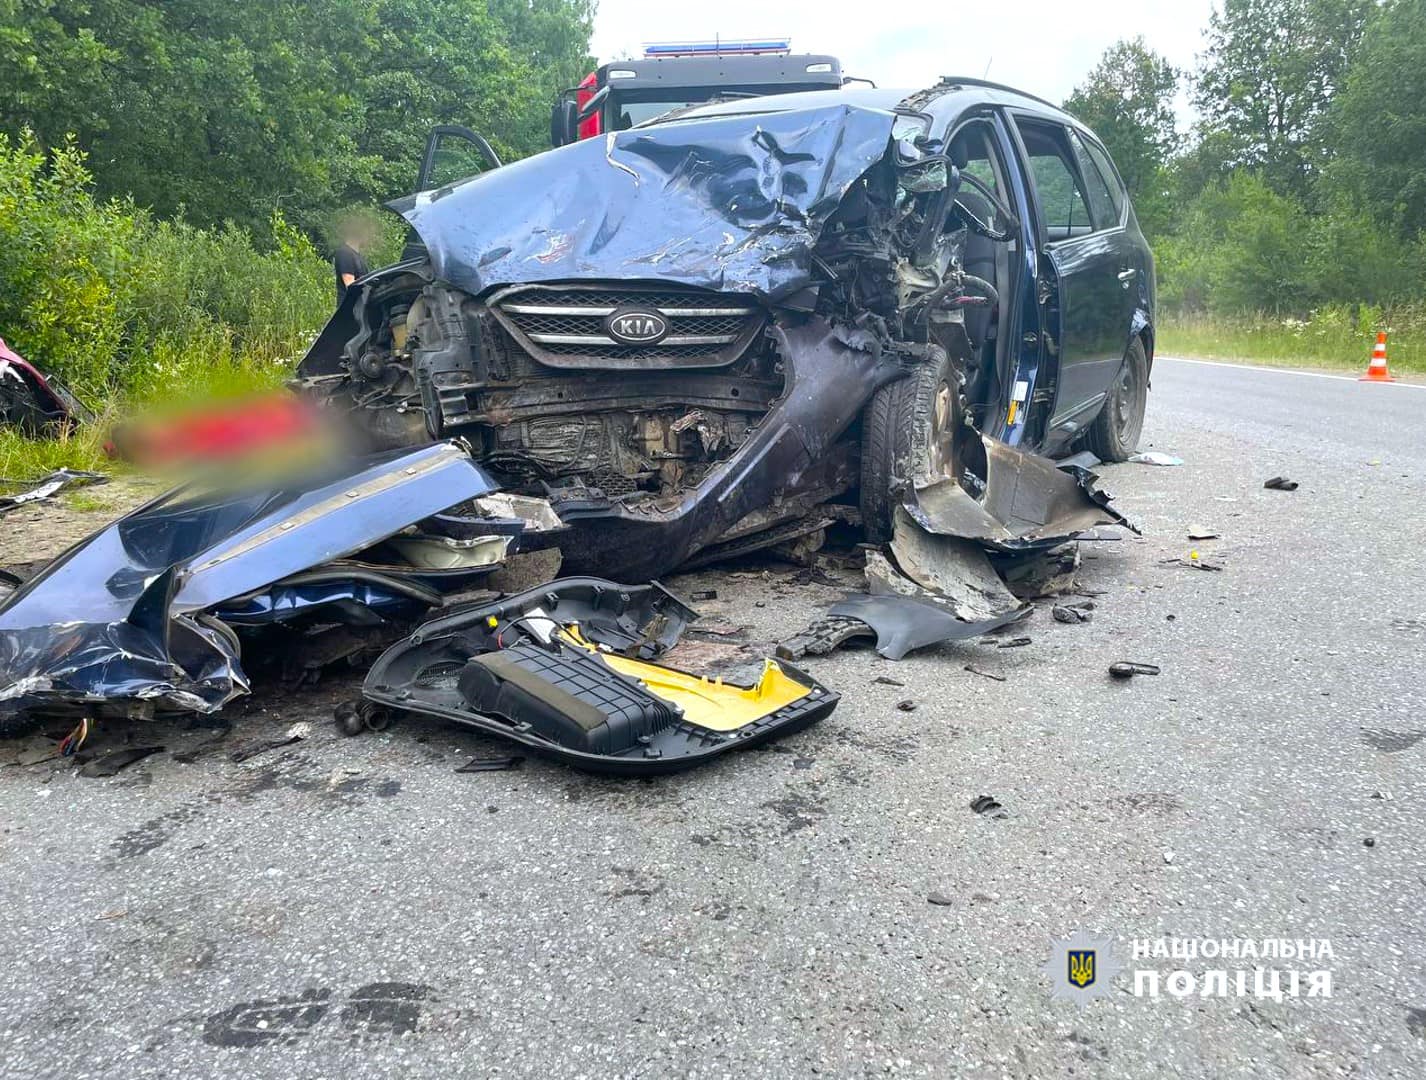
360;577;836;775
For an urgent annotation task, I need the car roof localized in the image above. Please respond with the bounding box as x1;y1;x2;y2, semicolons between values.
649;79;1082;132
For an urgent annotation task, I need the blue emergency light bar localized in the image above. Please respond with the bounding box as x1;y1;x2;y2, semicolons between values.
643;38;792;58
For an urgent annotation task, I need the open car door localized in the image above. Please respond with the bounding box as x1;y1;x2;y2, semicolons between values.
415;125;502;192
400;126;504;261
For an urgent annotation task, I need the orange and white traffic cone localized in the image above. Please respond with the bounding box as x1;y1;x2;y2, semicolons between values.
1360;331;1395;382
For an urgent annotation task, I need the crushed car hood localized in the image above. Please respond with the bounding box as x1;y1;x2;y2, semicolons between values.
388;103;898;299
0;443;498;716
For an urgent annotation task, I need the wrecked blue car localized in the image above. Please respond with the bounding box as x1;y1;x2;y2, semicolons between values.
296;79;1148;579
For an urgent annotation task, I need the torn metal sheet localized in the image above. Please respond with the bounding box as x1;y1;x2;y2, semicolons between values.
386;533;510;569
0;469;107;514
389;104;898;300
826;593;1032;661
0;335;91;435
0;443;499;717
883;507;1023;622
904;436;1138;551
362;578;833;774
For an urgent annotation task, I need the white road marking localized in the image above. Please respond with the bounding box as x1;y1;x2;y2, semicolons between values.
1159;355;1426;389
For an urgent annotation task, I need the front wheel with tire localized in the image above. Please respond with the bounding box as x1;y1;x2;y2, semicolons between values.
1085;337;1148;462
859;346;983;543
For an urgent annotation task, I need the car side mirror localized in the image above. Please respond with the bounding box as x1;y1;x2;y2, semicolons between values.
551;99;578;147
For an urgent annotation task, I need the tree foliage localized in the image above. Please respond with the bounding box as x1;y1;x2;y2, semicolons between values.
1326;0;1426;240
0;0;594;234
1192;0;1373;196
1063;37;1180;237
1065;1;1426;317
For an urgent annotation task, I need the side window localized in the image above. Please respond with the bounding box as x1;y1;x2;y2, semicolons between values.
1082;136;1127;220
1068;130;1120;229
1013;120;1094;241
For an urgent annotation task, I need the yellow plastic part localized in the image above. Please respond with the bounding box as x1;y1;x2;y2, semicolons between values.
560;627;812;732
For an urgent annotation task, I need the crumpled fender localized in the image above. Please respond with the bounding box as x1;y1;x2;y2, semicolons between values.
904;436;1140;551
0;442;499;717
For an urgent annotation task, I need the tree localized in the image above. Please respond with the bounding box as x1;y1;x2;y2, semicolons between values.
1193;0;1374;196
1326;0;1426;240
1063;37;1180;238
0;1;594;235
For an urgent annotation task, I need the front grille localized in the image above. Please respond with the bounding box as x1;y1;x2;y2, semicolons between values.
487;284;765;370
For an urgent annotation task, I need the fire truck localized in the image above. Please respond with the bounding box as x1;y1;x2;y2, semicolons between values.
550;39;847;146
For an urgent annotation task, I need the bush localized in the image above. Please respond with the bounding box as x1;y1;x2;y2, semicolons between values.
0;132;331;407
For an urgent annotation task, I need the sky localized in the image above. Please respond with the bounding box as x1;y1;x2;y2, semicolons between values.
589;0;1222;128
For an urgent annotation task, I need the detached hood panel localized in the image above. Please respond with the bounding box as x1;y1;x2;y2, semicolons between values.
0;443;498;716
389;104;897;298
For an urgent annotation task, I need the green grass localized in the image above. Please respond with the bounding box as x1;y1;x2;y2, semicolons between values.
1160;309;1426;374
0;354;286;483
0;423;114;483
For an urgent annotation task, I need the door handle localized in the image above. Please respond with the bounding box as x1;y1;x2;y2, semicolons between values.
1117;268;1137;281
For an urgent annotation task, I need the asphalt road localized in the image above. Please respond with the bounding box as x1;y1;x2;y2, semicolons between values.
2;356;1425;1078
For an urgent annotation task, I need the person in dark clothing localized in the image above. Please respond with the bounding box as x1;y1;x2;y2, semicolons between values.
333;215;374;305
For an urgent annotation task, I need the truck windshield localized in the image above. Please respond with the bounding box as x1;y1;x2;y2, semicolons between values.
610;98;708;129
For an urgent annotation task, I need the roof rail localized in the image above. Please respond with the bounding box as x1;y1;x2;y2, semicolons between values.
934;75;1062;113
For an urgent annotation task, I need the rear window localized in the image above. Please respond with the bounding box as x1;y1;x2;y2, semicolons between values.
1068;130;1120;230
1081;136;1127;220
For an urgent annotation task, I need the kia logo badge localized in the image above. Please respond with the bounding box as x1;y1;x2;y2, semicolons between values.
605;306;669;345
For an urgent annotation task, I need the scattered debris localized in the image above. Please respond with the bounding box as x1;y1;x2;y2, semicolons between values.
1058;450;1102;470
1128;451;1183;466
334;699;395;737
1364;837;1376;848
970;795;1006;818
997;636;1032;649
77;745;164;777
1159;554;1224;572
231;723;310;763
964;665;1007;682
659;638;745;675
1109;662;1161;679
1263;476;1299;491
689;589;718;602
0;468;107;514
456;755;524;773
687;621;749;640
776;614;879;661
360;578;836;774
883;509;1022;622
822;593;1032;661
485;548;562;594
0;734;60;767
995;544;1082;600
1163;850;1176;864
1187;524;1220;540
1052;605;1093;624
896;699;918;712
926;892;956;907
0;335;92;436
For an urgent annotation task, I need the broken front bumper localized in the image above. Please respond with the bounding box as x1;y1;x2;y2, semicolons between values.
359;579;839;774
